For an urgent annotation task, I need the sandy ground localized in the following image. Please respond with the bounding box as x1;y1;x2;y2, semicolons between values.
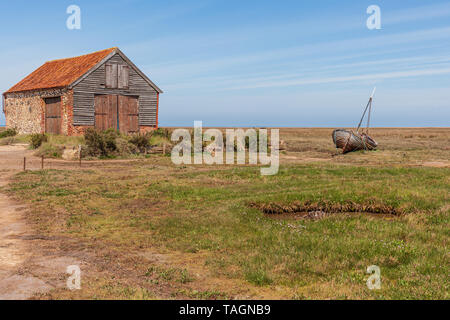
0;145;83;299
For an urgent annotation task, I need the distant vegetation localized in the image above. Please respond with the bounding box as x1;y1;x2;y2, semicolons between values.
0;128;17;138
83;128;172;159
0;128;174;159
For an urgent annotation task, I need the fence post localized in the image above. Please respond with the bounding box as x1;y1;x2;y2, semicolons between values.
163;143;166;155
23;157;26;171
78;145;82;167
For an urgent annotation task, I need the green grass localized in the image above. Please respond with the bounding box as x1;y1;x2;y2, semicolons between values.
7;162;449;299
149;135;171;146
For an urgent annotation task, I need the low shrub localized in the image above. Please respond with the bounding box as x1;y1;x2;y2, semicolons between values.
0;128;17;138
152;128;171;139
103;128;119;151
129;133;151;153
84;128;118;157
82;128;172;158
30;133;48;149
116;138;139;155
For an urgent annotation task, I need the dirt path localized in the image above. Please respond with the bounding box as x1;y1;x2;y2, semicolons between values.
0;145;82;299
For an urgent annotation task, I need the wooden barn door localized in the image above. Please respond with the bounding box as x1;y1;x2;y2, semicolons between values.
94;95;139;133
94;95;118;131
45;97;61;134
118;96;139;134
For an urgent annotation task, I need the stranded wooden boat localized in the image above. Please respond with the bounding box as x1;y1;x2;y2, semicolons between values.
332;88;378;154
332;129;377;153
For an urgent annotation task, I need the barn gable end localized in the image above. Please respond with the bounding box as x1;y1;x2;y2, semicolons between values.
71;51;159;128
2;48;162;135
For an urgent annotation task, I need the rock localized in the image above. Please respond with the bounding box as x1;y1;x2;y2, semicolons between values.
62;148;79;161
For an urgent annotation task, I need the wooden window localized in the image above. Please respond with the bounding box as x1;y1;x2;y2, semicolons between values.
118;65;129;89
106;64;129;89
105;64;118;88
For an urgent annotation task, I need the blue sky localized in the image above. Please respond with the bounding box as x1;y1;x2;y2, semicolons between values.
1;0;449;127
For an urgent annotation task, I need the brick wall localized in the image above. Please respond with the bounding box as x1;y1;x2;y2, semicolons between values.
139;126;158;134
2;89;90;135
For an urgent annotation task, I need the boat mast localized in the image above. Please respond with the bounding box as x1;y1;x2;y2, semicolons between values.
357;87;376;134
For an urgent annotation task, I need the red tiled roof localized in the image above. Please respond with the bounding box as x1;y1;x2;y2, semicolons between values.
5;48;117;94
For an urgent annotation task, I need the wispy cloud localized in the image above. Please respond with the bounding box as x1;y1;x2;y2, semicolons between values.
384;2;450;25
146;25;450;93
143;26;450;78
223;66;450;90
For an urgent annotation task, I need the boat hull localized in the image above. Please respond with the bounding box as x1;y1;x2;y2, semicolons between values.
332;129;377;153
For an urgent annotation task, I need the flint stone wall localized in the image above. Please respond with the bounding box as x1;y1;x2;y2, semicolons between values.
3;89;72;135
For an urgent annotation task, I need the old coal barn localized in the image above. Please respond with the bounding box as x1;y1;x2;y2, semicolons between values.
2;47;162;135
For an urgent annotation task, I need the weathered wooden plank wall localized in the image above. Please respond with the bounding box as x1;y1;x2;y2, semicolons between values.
73;54;158;127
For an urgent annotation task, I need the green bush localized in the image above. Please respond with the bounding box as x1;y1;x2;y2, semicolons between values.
103;128;119;151
152;128;171;139
0;128;17;138
83;128;171;158
116;138;139;155
30;133;48;149
84;128;118;157
129;133;151;153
